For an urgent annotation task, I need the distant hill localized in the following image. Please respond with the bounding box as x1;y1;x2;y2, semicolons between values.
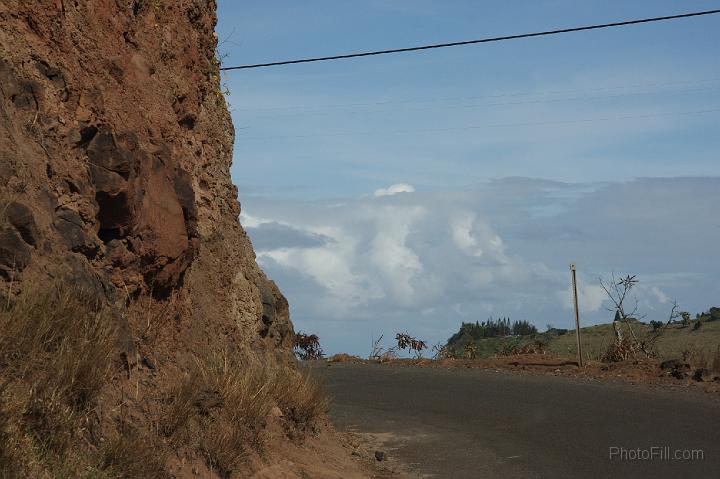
446;308;720;361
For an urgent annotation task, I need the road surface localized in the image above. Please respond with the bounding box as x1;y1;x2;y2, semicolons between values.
311;362;719;478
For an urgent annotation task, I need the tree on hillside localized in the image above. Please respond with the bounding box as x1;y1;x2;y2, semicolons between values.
697;307;720;323
599;273;684;361
511;320;537;336
446;317;538;354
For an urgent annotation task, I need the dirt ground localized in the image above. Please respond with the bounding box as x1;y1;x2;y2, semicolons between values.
247;426;404;479
163;415;404;479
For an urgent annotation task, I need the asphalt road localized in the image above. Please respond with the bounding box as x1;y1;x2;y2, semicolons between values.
311;362;720;479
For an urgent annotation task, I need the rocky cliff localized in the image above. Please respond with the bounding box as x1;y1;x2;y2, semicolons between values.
0;0;292;351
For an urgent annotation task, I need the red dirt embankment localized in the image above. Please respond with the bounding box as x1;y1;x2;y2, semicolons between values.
0;0;290;351
0;1;382;477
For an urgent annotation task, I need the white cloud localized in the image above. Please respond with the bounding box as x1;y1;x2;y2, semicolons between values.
450;213;482;256
239;212;265;228
374;183;416;197
240;177;720;354
256;223;375;311
260;247;361;304
558;283;608;313
367;205;425;304
650;286;671;304
450;212;507;260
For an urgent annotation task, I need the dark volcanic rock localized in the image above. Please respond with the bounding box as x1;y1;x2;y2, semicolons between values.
660;359;687;370
5;201;39;246
0;227;31;279
54;208;99;257
86;129;134;178
693;368;714;382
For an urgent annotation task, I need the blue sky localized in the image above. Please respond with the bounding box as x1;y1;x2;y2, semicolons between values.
216;1;720;355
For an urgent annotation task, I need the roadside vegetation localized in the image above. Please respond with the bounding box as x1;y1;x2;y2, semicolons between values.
294;332;324;360
447;275;719;364
321;274;719;390
0;284;327;478
446;319;720;362
0;285;117;478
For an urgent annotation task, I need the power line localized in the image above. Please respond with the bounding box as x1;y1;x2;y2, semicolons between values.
221;9;720;71
238;107;720;141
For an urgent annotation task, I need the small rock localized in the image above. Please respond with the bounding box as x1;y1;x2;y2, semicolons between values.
374;450;385;462
660;359;688;370
54;208;100;258
671;369;689;380
5;202;39;246
0;227;31;278
141;355;156;370
693;368;713;382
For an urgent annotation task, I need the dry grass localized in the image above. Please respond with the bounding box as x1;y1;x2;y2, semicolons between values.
498;340;547;357
0;284;116;476
0;284;328;478
680;345;720;371
160;349;328;478
368;334;399;362
275;365;328;430
549;320;720;361
327;353;363;363
100;427;169;479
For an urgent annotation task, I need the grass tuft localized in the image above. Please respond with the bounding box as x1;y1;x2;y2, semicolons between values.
275;366;328;429
101;426;169;479
161;349;328;477
0;284;116;474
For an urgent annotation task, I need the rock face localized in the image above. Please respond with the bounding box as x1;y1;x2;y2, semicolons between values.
0;0;292;350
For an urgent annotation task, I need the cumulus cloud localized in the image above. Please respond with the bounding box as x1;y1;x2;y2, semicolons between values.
260;246;362;305
558;283;608;313
450;212;507;260
450;213;482;257
374;183;416;197
650;286;671;304
249;189;531;316
240;177;720;354
366;205;425;304
245;221;331;250
239;212;265;228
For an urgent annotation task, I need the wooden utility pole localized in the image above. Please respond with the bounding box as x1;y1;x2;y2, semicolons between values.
570;263;584;367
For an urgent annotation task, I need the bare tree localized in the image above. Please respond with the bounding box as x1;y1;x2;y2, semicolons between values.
599;273;684;361
646;301;683;350
369;334;397;362
294;332;324;360
431;342;452;360
600;274;645;359
395;332;427;359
